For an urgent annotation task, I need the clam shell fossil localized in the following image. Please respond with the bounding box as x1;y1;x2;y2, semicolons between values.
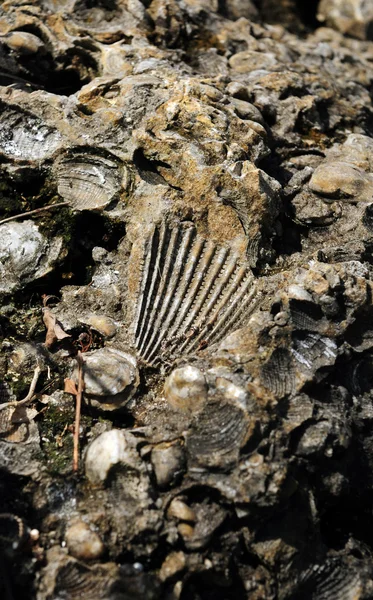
72;348;139;411
55;150;125;211
186;397;251;470
164;365;208;412
0;102;61;161
292;558;361;600
131;222;259;366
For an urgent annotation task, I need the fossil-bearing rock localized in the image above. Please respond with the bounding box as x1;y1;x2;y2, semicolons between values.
2;1;373;599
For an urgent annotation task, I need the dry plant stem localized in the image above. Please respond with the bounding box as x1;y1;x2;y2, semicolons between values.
0;202;69;226
0;365;41;411
73;352;84;472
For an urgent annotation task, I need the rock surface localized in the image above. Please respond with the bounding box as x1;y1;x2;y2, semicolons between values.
1;1;373;599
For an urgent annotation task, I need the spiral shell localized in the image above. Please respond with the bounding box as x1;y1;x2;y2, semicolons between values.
131;222;259;366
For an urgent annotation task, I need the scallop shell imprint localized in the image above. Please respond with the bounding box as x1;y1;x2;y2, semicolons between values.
56;150;124;210
131;222;259;366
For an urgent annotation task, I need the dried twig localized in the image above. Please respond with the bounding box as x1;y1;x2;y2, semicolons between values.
73;352;84;472
0;202;69;226
0;365;41;411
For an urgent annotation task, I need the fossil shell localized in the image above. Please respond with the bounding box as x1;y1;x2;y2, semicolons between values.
55;151;124;211
46;550;119;600
186;397;251;470
261;348;296;398
131;222;258;365
72;348;139;411
85;429;142;486
65;520;104;561
164;365;207;412
151;440;186;489
0;221;63;295
293;557;361;600
0;102;61;161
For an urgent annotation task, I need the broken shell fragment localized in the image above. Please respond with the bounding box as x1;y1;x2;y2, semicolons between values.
0;102;61;161
85;429;141;486
164;365;207;412
72;348;139;411
131;222;258;365
0;221;62;296
151;440;186;488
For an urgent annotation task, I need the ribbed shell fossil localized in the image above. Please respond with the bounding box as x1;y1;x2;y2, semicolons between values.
131;222;259;366
186;397;251;470
55;151;124;211
0;102;61;161
292;558;361;600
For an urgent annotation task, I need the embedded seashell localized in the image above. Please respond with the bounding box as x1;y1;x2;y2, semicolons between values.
41;547;121;600
3;31;45;55
186;397;251;470
261;348;296;398
169;496;227;551
0;103;61;160
159;551;186;582
72;348;139;411
164;366;207;412
78;314;117;338
85;429;141;486
100;46;132;76
65;520;104;561
294;557;361;599
0;406;39;444
151;440;185;488
55;151;125;211
0;221;62;295
309;161;373;201
131;222;258;365
167;498;196;522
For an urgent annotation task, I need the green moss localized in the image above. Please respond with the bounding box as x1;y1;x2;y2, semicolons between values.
39;402;94;475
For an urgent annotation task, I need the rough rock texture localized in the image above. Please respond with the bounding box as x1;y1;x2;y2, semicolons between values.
2;1;373;599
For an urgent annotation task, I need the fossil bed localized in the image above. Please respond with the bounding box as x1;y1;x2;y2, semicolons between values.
2;0;373;599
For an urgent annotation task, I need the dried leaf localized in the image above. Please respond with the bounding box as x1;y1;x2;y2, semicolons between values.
64;378;78;396
43;307;71;349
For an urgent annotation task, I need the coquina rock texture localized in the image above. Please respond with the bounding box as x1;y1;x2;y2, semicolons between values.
2;1;373;599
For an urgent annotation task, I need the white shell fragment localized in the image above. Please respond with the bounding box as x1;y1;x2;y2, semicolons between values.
131;222;259;365
0;221;62;295
56;151;123;210
72;347;139;411
0;103;61;160
85;429;140;486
